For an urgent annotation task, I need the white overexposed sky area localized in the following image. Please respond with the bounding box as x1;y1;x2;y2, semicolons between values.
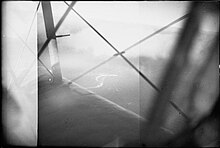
3;1;219;73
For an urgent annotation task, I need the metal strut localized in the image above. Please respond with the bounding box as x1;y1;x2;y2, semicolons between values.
41;1;63;84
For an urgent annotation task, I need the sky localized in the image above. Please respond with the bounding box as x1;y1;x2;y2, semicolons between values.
51;1;191;58
4;1;191;56
2;1;219;83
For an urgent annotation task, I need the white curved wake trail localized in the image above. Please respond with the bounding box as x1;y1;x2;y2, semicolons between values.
87;74;118;89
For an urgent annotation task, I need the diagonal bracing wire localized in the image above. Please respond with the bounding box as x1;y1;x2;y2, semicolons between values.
19;1;76;83
6;2;45;89
35;1;76;83
65;1;160;91
11;1;76;86
6;22;55;79
17;2;55;84
64;1;189;120
37;1;76;58
71;56;115;82
16;1;40;67
123;14;189;53
65;0;189;83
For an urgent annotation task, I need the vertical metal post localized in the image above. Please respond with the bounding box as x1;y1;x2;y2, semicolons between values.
41;1;62;84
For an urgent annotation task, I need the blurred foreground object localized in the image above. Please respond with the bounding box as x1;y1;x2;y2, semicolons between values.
141;2;219;147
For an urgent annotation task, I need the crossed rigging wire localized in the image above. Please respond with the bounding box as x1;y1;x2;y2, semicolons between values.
5;1;190;121
8;1;76;87
37;1;76;57
10;1;189;120
12;1;189;119
64;1;189;83
63;2;189;119
5;0;189;121
35;1;189;120
6;2;47;90
7;20;54;79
